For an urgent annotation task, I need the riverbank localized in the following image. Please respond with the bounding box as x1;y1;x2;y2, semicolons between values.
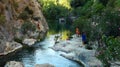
0;41;22;56
51;35;103;67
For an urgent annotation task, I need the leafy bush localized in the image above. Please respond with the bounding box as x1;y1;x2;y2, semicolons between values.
21;21;36;34
97;36;120;66
39;0;70;32
14;37;23;44
73;17;99;41
73;17;90;31
70;0;88;8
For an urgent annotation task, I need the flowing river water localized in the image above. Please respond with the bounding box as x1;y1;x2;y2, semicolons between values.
0;35;81;67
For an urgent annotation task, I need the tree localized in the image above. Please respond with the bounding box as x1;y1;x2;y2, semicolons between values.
70;0;88;8
99;0;109;6
39;0;70;31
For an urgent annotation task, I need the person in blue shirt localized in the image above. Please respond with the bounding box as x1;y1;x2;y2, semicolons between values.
82;32;87;44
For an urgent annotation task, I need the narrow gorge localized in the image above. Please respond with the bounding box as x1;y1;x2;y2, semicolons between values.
0;0;120;67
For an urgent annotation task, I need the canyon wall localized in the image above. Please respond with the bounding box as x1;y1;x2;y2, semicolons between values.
0;0;48;53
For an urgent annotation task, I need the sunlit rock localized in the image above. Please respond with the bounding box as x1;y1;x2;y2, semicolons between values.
52;36;103;67
23;38;36;46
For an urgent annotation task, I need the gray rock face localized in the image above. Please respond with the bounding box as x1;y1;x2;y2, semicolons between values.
4;61;24;67
35;63;54;67
0;0;48;54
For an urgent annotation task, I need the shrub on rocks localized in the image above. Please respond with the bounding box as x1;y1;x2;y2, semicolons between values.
97;36;120;66
21;21;36;34
0;14;6;25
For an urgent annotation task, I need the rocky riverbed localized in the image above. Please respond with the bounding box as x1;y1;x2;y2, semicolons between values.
51;35;103;67
2;35;120;67
1;35;81;67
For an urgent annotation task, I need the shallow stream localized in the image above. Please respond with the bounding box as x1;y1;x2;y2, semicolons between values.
0;35;81;67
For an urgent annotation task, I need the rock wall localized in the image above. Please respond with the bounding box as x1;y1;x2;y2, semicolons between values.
0;0;48;53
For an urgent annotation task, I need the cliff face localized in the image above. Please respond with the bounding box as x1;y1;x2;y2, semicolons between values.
0;0;48;53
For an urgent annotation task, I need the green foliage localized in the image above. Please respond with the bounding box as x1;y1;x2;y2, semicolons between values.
107;0;115;7
73;17;90;31
70;0;88;8
18;11;29;20
92;2;104;13
21;21;36;34
42;1;69;20
115;0;120;8
97;36;120;66
38;0;120;66
100;8;120;36
71;1;93;17
39;0;70;31
71;0;120;41
25;7;33;15
0;14;6;24
13;1;19;9
99;0;109;6
14;37;23;44
18;7;33;20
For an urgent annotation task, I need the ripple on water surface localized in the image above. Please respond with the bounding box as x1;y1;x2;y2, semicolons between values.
20;46;81;67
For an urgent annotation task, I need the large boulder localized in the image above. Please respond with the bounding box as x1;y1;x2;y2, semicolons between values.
4;61;24;67
35;63;54;67
22;38;36;46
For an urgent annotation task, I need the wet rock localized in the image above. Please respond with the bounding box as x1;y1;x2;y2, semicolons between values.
35;63;54;67
23;38;36;46
4;61;24;67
